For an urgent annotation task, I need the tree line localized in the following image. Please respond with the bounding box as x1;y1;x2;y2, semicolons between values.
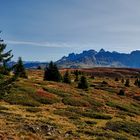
43;61;89;89
0;32;89;97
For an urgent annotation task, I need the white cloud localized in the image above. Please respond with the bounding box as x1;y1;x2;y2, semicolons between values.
6;40;73;48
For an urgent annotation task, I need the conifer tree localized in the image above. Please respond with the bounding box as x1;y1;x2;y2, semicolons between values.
63;70;71;84
0;32;15;96
74;70;79;82
14;57;28;78
125;79;130;87
121;78;124;84
115;77;119;81
0;32;13;74
78;76;88;89
44;61;61;82
134;78;140;87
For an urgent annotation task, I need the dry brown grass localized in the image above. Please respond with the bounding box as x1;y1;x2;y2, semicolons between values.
0;68;140;139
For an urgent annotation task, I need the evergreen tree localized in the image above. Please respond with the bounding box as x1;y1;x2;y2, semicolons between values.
134;78;139;86
0;32;16;96
0;32;13;74
138;80;140;88
134;78;140;87
121;78;124;84
125;79;130;87
14;57;28;78
78;76;88;89
118;89;125;96
44;61;61;82
37;65;42;70
0;76;16;96
115;77;119;81
74;70;79;82
63;70;71;84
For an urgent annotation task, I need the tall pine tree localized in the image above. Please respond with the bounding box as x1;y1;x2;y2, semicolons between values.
0;32;13;74
63;70;71;84
14;57;28;78
44;61;61;82
0;32;15;96
78;76;89;89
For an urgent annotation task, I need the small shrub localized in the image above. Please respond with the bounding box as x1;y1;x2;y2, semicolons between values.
125;79;130;87
37;66;42;70
115;77;119;81
91;75;95;79
102;81;108;85
121;78;124;83
118;89;125;96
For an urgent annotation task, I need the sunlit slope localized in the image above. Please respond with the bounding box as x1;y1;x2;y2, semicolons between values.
0;69;140;140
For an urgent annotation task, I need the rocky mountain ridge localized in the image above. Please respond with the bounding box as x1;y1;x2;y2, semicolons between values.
56;49;140;68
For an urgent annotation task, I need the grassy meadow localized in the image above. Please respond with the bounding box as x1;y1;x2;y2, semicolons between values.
0;68;140;140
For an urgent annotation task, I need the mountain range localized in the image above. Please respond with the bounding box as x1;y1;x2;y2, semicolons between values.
56;49;140;68
10;49;140;68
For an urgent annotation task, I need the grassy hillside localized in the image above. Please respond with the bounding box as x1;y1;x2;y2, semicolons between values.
0;68;140;140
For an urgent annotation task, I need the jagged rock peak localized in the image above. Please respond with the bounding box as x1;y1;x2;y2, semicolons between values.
99;48;105;53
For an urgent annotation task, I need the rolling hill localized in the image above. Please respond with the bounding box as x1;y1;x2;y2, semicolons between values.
0;68;140;139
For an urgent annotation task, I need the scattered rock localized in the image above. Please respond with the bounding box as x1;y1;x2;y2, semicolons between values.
21;123;59;137
64;130;73;137
41;125;56;136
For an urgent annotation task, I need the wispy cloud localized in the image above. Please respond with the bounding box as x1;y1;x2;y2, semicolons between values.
6;40;139;54
6;40;98;50
6;40;73;48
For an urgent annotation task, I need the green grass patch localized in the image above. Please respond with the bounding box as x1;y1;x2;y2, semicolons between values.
0;105;8;110
43;87;71;97
105;121;140;138
4;86;40;107
78;129;128;140
62;97;89;107
81;111;112;120
85;120;97;125
84;97;103;109
33;95;60;104
106;101;140;115
54;109;80;119
66;107;112;119
26;107;42;113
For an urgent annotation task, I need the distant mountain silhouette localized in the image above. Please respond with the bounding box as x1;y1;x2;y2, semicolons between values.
8;61;48;69
56;49;140;68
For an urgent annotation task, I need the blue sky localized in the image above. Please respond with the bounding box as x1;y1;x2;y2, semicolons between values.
0;0;140;61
